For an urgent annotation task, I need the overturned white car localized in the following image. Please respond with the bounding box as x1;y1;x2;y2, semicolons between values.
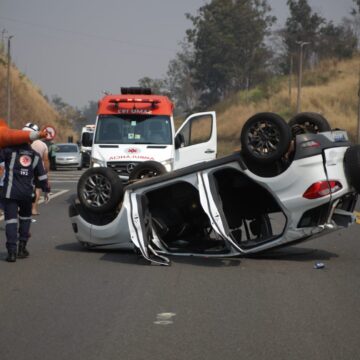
69;112;360;265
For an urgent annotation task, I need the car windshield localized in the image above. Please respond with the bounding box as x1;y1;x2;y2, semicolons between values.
94;115;172;145
56;144;78;153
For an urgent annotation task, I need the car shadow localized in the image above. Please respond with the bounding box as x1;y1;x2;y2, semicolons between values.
56;243;337;266
245;246;338;261
56;242;150;265
55;242;242;267
168;256;242;267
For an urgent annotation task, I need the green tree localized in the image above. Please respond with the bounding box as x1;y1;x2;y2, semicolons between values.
350;0;360;47
137;77;168;95
50;95;84;133
351;0;360;15
282;0;325;69
185;0;276;107
317;21;357;60
166;41;200;115
81;100;97;124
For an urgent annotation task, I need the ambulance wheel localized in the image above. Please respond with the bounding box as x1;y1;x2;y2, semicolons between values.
129;161;166;182
288;112;331;137
240;112;291;164
77;167;124;213
344;145;360;193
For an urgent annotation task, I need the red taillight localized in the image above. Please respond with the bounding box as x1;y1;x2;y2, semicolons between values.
303;180;342;199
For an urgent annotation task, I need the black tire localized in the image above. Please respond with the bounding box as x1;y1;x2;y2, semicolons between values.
240;112;291;164
344;145;360;193
288;112;331;137
77;167;124;213
129;161;166;182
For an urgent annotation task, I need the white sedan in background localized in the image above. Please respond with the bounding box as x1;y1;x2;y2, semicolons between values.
55;143;82;170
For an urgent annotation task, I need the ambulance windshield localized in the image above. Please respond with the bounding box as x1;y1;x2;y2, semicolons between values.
94;115;172;145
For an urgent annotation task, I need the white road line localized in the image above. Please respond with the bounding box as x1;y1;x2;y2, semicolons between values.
0;189;70;221
38;189;70;204
50;180;79;183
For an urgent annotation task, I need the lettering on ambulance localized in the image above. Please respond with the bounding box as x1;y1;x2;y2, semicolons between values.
108;155;155;161
118;109;153;115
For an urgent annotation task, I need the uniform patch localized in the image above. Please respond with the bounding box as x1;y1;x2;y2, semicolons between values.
19;155;32;167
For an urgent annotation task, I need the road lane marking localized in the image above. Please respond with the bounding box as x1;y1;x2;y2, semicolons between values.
154;312;176;325
38;189;69;204
0;190;69;221
49;180;79;183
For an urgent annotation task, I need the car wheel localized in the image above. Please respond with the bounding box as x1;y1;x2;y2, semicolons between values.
77;167;124;213
344;145;360;193
240;112;292;164
288;112;331;137
129;161;166;182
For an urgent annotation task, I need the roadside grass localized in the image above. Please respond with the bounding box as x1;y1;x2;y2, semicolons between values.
0;53;75;141
216;56;360;155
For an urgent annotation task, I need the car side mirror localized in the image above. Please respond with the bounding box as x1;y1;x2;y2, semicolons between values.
82;133;93;147
175;133;185;149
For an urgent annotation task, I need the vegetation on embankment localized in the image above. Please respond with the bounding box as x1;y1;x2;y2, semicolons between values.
215;57;360;156
0;53;75;142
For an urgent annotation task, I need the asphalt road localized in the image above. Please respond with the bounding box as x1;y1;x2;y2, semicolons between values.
0;169;360;360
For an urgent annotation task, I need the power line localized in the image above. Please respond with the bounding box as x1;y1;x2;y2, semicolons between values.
0;15;177;52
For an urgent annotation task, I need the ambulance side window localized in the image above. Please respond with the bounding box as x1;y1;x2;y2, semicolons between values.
177;115;212;148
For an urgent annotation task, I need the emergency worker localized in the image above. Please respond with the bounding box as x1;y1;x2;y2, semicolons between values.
23;123;49;215
0;140;50;262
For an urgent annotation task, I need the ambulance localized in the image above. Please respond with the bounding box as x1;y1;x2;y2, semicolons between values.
80;124;95;167
87;87;217;180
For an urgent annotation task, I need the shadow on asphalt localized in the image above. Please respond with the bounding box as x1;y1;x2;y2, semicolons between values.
245;246;338;261
55;242;337;267
56;242;150;265
55;242;242;267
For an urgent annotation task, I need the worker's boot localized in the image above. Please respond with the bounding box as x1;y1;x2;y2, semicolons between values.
6;251;16;262
17;241;30;259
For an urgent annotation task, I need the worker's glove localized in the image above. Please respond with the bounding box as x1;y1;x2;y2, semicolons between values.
38;129;49;139
30;129;48;141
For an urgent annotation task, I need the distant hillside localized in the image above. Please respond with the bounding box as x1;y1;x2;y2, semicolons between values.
215;57;360;155
0;53;75;142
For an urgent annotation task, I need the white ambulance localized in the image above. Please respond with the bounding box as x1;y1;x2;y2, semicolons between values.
87;87;217;181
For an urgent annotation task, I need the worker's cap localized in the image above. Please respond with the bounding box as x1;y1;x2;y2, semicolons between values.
22;122;40;132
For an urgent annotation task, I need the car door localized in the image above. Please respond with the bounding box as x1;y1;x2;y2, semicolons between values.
197;172;245;254
128;192;170;265
174;111;217;170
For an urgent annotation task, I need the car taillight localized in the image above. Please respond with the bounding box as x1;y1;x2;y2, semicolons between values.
303;180;342;199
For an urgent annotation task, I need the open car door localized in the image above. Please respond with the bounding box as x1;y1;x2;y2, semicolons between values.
197;172;245;254
128;193;170;266
174;111;217;170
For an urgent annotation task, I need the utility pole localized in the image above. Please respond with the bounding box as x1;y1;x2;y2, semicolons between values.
289;54;293;107
1;29;7;51
6;35;14;127
296;41;310;114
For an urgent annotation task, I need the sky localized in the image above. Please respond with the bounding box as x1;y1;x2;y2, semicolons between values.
0;0;357;108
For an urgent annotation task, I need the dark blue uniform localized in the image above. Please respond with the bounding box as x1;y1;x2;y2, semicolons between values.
0;144;50;254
